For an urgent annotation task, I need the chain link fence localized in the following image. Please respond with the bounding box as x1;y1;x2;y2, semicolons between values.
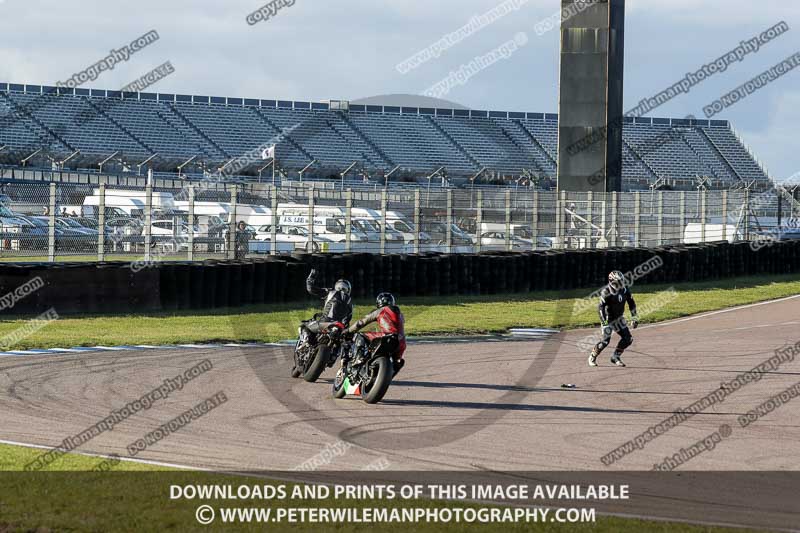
0;181;793;262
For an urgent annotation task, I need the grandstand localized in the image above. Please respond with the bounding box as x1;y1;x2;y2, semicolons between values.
0;83;771;190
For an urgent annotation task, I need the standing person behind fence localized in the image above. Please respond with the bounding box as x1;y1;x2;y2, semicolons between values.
234;221;250;260
588;270;639;368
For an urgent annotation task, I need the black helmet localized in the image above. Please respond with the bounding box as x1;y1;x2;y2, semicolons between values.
376;292;395;308
334;279;351;295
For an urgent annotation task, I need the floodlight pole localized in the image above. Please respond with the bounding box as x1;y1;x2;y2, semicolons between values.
57;150;80;171
340;161;358;189
137;153;158;176
21;148;42;168
384;165;401;188
299;160;316;183
98;151;120;174
258;159;275;184
177;155;198;178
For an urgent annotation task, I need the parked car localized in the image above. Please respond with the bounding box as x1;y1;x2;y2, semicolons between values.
421;221;473;246
254;224;334;252
478;231;532;251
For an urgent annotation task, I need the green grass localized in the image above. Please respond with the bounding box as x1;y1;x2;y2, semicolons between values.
0;274;798;350
0;446;761;533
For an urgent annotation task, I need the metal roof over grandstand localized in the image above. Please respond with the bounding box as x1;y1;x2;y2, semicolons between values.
0;82;770;189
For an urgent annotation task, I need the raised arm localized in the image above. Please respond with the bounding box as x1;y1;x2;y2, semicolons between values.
306;269;328;299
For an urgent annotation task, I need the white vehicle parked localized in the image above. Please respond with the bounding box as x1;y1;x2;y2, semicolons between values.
478;231;533;251
84;189;176;217
253;224;337;252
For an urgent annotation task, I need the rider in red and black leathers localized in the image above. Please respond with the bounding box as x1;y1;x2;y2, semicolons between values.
347;292;406;375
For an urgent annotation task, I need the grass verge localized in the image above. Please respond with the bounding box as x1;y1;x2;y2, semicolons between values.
0;274;798;350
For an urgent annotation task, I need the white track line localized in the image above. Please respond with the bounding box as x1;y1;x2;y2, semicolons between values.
0;438;207;471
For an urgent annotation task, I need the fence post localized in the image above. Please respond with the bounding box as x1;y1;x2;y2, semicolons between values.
227;184;237;260
657;191;664;246
532;190;539;249
270;186;279;255
48;183;56;262
447;190;454;254
504;190;512;252
475;191;483;253
611;191;619;247
701;189;707;243
744;187;751;241
586;191;593;249
381;189;388;255
97;184;106;261
721;190;728;242
413;189;420;254
307;185;314;253
555;191;563;249
187;185;194;261
345;188;353;253
679;191;686;244
634;191;641;247
145;184;153;263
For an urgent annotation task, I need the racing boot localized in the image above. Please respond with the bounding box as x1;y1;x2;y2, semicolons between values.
611;351;626;367
588;347;599;367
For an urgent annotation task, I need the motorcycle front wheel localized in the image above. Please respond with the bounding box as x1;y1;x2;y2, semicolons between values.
290;339;303;378
361;356;392;404
332;369;348;399
304;344;330;382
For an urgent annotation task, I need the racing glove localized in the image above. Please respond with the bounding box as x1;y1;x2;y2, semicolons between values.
631;314;639;329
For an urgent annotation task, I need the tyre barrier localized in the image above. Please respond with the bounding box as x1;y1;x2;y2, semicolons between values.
1;240;799;315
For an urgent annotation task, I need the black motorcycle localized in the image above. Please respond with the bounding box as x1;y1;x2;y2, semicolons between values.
332;334;398;404
292;319;348;382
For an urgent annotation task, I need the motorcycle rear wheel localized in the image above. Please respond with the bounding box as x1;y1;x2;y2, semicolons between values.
361;356;392;404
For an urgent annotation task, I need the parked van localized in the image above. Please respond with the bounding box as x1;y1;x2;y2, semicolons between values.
83;189;176;217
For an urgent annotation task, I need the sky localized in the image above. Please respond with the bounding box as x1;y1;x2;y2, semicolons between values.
0;0;798;181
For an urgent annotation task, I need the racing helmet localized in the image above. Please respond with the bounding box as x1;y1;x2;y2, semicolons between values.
333;279;353;295
334;279;351;295
608;270;625;287
376;292;396;308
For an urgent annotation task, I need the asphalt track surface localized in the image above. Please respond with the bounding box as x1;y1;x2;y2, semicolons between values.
1;297;800;528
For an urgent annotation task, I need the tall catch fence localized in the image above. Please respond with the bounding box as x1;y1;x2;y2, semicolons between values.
0;181;795;263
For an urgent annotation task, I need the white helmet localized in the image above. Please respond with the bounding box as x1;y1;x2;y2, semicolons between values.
608;270;625;287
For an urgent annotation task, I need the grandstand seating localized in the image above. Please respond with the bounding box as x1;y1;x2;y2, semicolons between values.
0;83;770;187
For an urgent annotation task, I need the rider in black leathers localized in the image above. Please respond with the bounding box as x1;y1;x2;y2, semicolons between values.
589;270;639;368
303;269;353;336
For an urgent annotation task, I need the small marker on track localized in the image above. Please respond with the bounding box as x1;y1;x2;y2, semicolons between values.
561;384;577;389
